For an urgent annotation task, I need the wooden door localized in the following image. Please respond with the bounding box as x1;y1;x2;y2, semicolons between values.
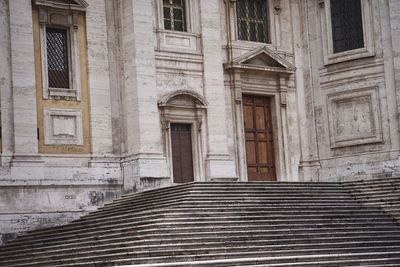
243;95;276;181
171;123;194;183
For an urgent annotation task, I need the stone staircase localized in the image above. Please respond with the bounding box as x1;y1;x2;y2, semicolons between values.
344;177;400;221
1;181;400;266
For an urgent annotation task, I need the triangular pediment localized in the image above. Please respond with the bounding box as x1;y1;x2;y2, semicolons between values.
225;46;296;74
34;0;88;11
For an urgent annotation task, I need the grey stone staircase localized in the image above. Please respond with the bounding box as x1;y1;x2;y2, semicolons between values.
1;181;400;266
344;177;400;221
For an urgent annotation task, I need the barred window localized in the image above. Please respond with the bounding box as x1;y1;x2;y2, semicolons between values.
46;28;70;89
236;0;269;43
163;0;186;32
331;0;364;53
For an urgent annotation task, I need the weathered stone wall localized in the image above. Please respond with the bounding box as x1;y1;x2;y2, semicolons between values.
0;0;122;244
301;0;400;182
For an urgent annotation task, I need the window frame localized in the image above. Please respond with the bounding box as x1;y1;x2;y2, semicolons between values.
162;0;187;32
155;0;201;53
38;9;82;100
320;0;375;65
235;0;270;44
158;0;191;32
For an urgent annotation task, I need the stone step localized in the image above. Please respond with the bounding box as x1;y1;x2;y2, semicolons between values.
120;186;349;198
347;184;400;191
349;193;400;201
117;182;345;200
5;245;400;267
11;220;397;248
105;193;357;210
343;177;400;185
348;185;400;193
172;203;376;209
12;216;398;242
3;225;398;255
3;232;400;259
21;208;389;239
102;196;358;213
8;205;386;238
19;211;393;241
4;239;400;266
112;255;400;267
81;201;367;221
112;183;348;206
3;238;400;265
3;227;399;255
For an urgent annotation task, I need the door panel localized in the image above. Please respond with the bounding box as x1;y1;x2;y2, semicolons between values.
243;95;276;181
171;123;194;183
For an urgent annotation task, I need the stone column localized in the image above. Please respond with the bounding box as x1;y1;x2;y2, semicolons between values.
9;1;39;156
200;0;237;180
120;0;169;191
0;0;14;166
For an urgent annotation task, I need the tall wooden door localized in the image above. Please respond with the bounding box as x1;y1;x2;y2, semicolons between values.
243;95;276;181
171;123;194;183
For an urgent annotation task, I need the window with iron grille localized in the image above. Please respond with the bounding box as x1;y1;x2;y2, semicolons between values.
46;28;70;89
163;0;186;32
330;0;364;53
236;0;269;43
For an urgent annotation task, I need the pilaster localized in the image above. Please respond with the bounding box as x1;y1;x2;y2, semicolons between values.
9;0;38;155
292;0;321;181
200;0;237;180
86;0;114;155
387;0;400;157
0;0;14;166
120;0;169;191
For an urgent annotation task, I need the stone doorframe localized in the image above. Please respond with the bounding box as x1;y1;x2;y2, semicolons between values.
224;46;296;181
158;90;208;183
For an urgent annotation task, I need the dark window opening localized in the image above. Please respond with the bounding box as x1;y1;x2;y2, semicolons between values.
330;0;364;53
163;0;186;32
46;27;70;89
236;0;269;43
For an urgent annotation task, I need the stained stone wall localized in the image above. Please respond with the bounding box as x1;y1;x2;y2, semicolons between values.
301;0;400;182
0;0;399;244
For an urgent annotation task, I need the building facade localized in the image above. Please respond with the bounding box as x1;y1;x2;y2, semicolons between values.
0;0;399;243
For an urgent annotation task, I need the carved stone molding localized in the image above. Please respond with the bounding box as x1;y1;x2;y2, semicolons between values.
327;87;383;148
43;108;83;146
34;0;88;11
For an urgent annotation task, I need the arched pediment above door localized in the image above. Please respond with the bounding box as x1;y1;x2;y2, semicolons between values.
33;0;88;10
158;90;208;108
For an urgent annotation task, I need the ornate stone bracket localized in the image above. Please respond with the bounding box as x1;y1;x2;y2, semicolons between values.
274;0;281;15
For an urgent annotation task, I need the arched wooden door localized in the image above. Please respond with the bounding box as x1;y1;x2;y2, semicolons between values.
243;95;276;181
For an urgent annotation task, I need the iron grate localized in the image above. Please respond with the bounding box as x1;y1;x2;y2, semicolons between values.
46;27;70;89
236;0;269;43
